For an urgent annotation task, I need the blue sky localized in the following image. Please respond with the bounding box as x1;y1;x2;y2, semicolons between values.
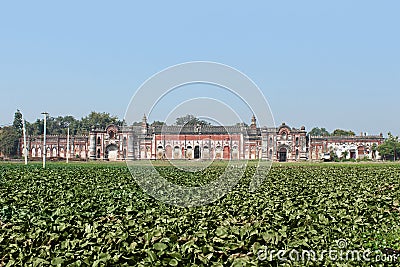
0;1;399;136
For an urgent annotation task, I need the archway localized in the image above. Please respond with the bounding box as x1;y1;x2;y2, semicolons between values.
186;146;193;159
105;144;118;161
232;146;238;160
165;145;172;159
194;146;200;159
357;146;365;159
202;145;210;159
215;146;222;159
174;146;181;159
157;146;163;160
279;147;287;162
223;146;230;160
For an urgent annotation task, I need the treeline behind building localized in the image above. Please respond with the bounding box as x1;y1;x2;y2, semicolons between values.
0;111;124;158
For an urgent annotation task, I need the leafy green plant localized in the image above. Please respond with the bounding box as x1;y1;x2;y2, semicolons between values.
0;163;399;266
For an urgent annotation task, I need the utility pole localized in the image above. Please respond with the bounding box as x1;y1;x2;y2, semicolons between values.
22;113;28;165
41;112;48;168
66;126;70;163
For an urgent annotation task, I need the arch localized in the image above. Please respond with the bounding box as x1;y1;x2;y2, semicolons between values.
223;146;230;160
202;145;210;159
194;146;200;159
32;147;36;157
295;137;299;146
279;147;287;162
173;146;181;159
296;149;299;160
269;149;273;160
231;145;238;160
157;145;164;160
52;147;57;157
357;146;365;159
215;146;222;159
186;145;193;159
97;136;101;144
109;130;115;139
165;145;172;159
37;147;41;157
97;148;101;159
123;148;127;159
105;144;118;161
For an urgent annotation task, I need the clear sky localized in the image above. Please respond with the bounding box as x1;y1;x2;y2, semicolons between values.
1;1;399;136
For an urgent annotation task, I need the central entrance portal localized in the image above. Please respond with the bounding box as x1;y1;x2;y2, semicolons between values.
279;147;287;162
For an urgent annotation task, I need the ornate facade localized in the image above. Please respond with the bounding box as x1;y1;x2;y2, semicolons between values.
309;134;384;160
19;115;385;162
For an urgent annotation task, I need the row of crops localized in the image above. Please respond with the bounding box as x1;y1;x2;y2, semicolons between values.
1;163;400;266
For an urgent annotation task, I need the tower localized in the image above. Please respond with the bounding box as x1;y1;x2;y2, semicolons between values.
141;114;148;135
250;114;257;130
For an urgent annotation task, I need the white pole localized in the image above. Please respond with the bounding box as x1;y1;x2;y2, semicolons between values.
22;114;28;165
42;112;48;168
66;127;70;163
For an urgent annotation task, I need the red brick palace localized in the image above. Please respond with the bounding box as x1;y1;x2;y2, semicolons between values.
19;115;384;162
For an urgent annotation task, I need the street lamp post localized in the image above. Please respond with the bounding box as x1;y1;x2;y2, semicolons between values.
41;112;48;168
22;113;28;165
66;126;70;163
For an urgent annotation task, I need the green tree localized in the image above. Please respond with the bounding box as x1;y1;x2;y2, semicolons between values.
79;111;122;134
175;114;210;126
13;110;23;135
371;143;378;160
378;133;400;161
308;127;330;136
151;121;166;126
0;126;19;157
0;110;24;157
331;129;356;136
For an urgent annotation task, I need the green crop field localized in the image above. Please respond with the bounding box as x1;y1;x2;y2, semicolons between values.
1;162;400;266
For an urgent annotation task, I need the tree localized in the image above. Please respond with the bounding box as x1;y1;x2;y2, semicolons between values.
378;133;400;161
78;112;122;135
0;110;24;157
151;121;166;126
371;143;378;160
0;126;19;157
331;129;356;136
308;127;330;136
175;114;211;126
13;110;23;135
